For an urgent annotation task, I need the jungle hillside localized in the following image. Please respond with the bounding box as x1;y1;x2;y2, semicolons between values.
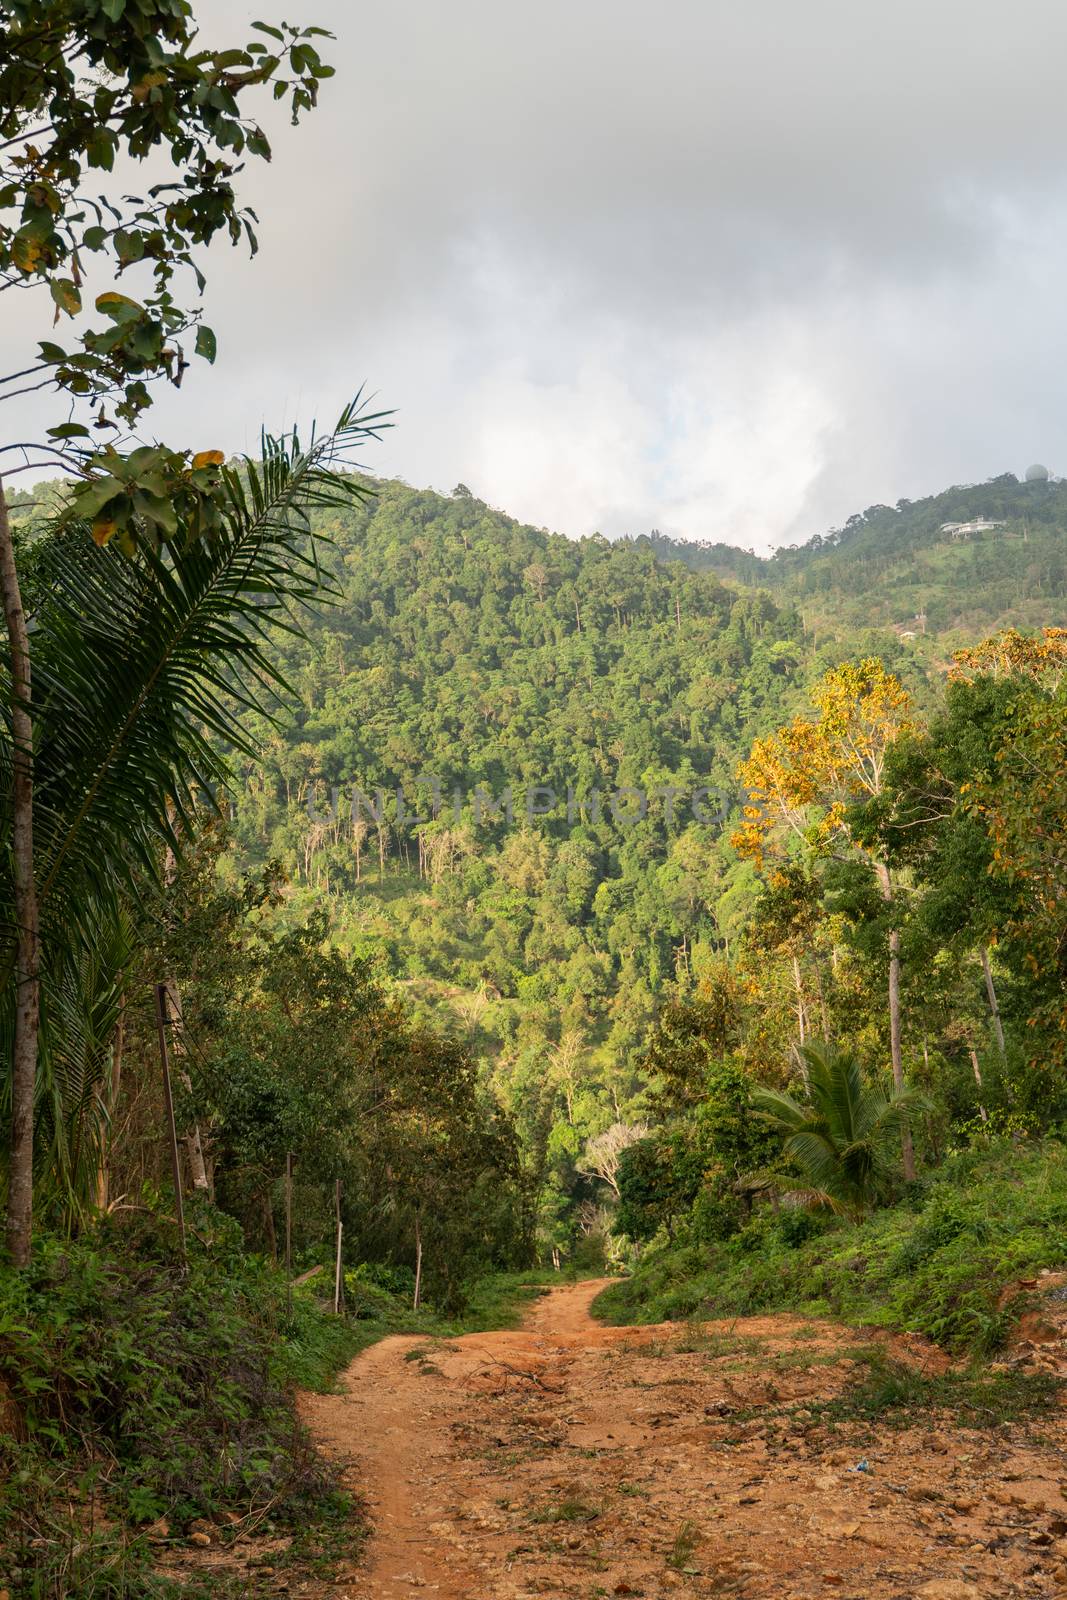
2;4;1067;1597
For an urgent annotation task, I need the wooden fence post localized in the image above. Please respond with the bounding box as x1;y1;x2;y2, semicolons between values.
285;1151;293;1316
333;1178;343;1315
413;1213;422;1312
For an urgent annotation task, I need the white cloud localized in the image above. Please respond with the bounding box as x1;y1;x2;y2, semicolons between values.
7;0;1067;546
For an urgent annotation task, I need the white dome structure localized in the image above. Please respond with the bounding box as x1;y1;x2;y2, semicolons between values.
1025;463;1050;482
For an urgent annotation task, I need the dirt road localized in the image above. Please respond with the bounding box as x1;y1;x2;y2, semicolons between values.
302;1278;1067;1599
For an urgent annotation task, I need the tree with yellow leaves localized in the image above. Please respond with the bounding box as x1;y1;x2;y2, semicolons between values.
951;626;1067;688
733;660;918;1179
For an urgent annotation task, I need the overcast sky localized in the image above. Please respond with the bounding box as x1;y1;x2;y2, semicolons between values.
12;1;1067;551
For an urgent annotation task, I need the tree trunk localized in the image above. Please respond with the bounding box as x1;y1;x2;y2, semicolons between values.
154;983;187;1266
877;862;915;1181
285;1150;293;1314
96;988;126;1211
163;979;210;1192
0;481;39;1267
791;954;807;1046
969;1048;989;1123
163;827;210;1193
980;947;1006;1057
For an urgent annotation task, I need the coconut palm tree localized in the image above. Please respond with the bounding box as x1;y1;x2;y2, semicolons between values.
753;1042;924;1218
0;400;386;1249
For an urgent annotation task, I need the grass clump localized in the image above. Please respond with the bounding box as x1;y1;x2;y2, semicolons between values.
666;1518;701;1571
529;1496;600;1525
819;1349;1063;1430
595;1138;1067;1355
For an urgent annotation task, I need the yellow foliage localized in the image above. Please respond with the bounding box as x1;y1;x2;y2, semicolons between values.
952;627;1067;685
732;659;914;864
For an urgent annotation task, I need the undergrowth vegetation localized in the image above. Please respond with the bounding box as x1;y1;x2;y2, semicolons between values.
0;1204;359;1597
814;1348;1063;1430
0;1205;559;1598
595;1138;1067;1354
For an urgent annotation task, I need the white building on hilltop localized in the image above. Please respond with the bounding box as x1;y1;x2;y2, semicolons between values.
940;517;1006;539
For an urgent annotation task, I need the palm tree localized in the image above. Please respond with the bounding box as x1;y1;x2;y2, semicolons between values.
0;399;387;1252
753;1042;924;1218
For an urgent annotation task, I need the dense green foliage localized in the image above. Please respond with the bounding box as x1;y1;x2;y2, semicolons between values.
200;473;1067;1257
84;831;532;1321
596;1138;1067;1354
4;5;1067;1585
1;416;381;1231
4;449;1067;1583
219;478;922;1240
651;470;1067;635
0;1206;359;1597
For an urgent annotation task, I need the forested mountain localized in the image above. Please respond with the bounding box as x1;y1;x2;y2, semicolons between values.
221;471;1064;1241
13;465;1065;1250
648;469;1067;636
223;479;812;1230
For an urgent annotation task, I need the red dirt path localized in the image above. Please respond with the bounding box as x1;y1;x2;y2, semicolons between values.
300;1278;1067;1599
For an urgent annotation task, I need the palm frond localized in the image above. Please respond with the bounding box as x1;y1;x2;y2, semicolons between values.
0;397;387;1220
761;1041;925;1216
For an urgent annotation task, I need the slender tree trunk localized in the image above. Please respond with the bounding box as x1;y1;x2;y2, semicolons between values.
96;988;126;1211
163;979;210;1192
877;862;915;1181
285;1150;293;1315
163;828;210;1193
969;1048;989;1122
980;947;1006;1057
154;983;187;1266
333;1178;343;1315
791;954;807;1046
0;481;39;1267
814;962;830;1040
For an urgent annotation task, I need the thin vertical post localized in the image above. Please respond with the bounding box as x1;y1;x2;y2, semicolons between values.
154;983;187;1267
285;1151;293;1316
413;1213;423;1312
333;1178;343;1315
